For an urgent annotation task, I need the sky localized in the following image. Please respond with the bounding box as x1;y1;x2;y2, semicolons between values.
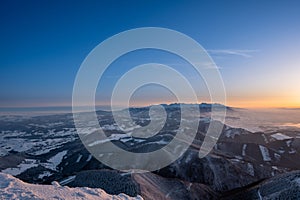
0;0;300;108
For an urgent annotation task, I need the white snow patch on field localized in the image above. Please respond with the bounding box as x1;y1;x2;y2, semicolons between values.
271;133;292;140
102;124;121;131
259;145;271;161
38;171;52;179
76;154;83;163
88;133;132;147
1;159;38;176
42;151;67;171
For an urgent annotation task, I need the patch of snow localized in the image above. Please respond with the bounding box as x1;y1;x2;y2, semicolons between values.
185;154;193;164
0;130;76;156
278;149;285;154
86;154;92;162
242;144;247;156
286;140;292;147
121;124;141;132
88;133;132;147
132;138;146;143
88;139;111;146
272;166;279;170
42;151;67;171
259;145;271;162
59;175;76;186
257;188;263;200
1;159;38;176
224;128;245;139
76;154;83;163
143;139;169;146
38;171;52;179
76;127;100;136
1;138;35;152
262;134;269;143
289;149;296;154
120;172;132;176
102;124;121;131
120;137;133;143
235;156;243;160
271;133;292;140
247;163;255;176
28;137;76;156
274;153;281;161
214;144;218;150
230;158;241;163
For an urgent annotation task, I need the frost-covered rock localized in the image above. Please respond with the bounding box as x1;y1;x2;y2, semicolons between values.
0;172;143;200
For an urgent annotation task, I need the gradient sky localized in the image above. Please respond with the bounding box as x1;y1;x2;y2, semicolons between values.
0;0;300;108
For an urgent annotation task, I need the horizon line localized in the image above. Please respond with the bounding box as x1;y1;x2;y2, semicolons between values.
1;102;300;110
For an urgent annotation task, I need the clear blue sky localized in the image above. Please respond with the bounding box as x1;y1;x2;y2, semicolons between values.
1;0;300;108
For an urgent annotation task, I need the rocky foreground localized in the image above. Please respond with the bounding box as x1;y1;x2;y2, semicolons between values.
0;172;143;200
1;169;299;200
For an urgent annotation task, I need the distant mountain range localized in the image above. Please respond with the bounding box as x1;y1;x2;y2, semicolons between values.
0;103;234;117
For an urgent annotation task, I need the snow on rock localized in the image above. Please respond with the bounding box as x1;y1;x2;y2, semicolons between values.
242;144;247;156
43;150;68;171
38;171;52;179
246;163;255;176
259;145;271;162
87;133;146;147
76;154;83;163
0;172;143;200
59;175;76;186
261;134;269;143
86;154;92;162
274;153;281;161
102;124;121;131
224;128;244;139
271;133;292;140
88;134;129;147
286;140;292;147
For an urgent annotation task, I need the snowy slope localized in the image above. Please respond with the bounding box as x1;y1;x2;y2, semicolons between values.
0;173;143;200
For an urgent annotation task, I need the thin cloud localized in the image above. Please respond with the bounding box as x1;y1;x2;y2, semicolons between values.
207;49;260;58
166;62;222;70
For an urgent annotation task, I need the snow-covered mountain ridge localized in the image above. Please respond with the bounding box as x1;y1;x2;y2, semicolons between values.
0;172;143;200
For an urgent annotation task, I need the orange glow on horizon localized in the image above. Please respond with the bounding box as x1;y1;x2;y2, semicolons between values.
2;98;300;109
226;98;300;109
